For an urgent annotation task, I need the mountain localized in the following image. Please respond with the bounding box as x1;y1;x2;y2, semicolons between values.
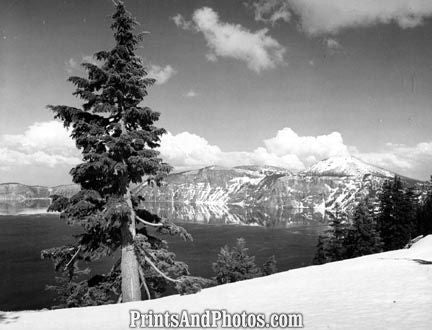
0;183;79;201
302;156;393;178
134;165;274;205
0;156;423;217
0;183;50;201
134;156;423;216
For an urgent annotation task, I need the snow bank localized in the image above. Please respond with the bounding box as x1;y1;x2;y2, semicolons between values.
2;236;432;329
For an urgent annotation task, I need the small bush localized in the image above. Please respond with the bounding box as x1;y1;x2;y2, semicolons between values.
212;238;277;285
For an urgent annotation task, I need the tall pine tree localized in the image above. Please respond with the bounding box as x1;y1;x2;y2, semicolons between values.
313;204;349;264
416;176;432;236
41;1;207;306
344;198;383;258
377;176;417;251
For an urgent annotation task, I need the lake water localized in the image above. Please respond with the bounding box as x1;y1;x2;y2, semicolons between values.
0;200;327;311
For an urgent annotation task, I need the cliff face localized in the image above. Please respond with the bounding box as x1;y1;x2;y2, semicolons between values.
135;166;275;205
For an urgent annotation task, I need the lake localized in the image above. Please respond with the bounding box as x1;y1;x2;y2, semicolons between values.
0;200;327;311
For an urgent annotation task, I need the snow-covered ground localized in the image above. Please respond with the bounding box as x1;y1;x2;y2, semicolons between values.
2;236;432;329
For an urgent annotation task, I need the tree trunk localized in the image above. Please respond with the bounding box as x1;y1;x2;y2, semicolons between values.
120;186;142;302
118;118;141;302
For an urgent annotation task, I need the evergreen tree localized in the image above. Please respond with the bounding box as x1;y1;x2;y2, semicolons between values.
41;1;208;306
344;198;383;258
376;179;393;249
401;186;418;237
377;176;417;251
312;235;330;265
326;204;349;261
212;238;262;284
313;204;349;264
416;177;432;236
262;255;278;276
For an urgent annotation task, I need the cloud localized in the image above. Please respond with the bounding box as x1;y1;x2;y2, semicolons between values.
248;0;291;25
206;53;218;62
3;122;432;181
352;142;432;180
262;128;349;164
65;55;102;74
66;55;176;85
159;129;432;179
185;90;198;98
82;55;103;67
174;7;286;72
65;58;78;74
158;132;224;171
147;64;177;85
171;14;195;31
158;128;350;171
248;0;432;35
0;121;80;168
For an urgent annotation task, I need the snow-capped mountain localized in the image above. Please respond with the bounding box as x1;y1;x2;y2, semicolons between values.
302;156;393;178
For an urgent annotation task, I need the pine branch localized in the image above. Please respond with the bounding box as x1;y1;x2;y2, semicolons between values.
144;256;180;283
64;246;81;270
136;215;163;227
138;266;151;300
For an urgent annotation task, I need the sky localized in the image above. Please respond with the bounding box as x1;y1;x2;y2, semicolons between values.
1;0;432;185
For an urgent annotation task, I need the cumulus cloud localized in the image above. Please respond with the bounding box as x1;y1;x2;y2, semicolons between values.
3;122;432;181
147;64;177;85
263;128;349;164
249;0;432;35
159;128;349;171
173;7;286;72
0;121;80;168
159;128;432;179
352;142;432;180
